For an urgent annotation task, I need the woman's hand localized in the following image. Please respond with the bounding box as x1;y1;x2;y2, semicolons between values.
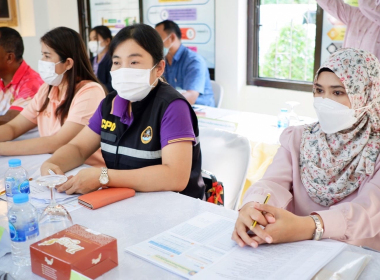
40;162;65;176
251;204;317;245
56;168;101;195
232;202;276;248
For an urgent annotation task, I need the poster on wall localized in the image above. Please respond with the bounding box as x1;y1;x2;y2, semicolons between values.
90;0;140;36
320;0;358;64
142;0;215;69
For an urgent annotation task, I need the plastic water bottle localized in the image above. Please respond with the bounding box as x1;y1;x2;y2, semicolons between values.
5;159;30;210
8;193;39;266
277;108;290;129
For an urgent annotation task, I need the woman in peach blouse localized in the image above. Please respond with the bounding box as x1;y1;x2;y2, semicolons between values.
0;27;105;166
233;48;380;250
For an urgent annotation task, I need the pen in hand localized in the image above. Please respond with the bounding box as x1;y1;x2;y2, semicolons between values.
250;193;271;230
48;169;56;175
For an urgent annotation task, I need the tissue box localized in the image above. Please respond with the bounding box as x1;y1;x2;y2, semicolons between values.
30;224;118;280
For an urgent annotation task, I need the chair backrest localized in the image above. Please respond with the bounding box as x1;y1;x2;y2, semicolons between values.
210;80;224;108
235;142;280;210
199;127;251;209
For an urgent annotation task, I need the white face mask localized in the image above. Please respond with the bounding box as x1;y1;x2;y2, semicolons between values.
88;41;105;55
38;60;67;86
110;64;158;102
313;97;357;134
163;35;173;57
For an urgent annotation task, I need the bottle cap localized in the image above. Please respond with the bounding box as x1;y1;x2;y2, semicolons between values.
8;159;21;168
13;193;29;204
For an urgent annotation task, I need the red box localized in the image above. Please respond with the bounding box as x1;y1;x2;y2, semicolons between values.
30;224;118;280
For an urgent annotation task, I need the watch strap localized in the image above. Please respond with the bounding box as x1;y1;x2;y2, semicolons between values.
101;167;108;176
99;167;109;186
310;215;324;241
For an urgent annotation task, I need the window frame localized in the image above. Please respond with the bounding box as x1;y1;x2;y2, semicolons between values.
247;0;324;92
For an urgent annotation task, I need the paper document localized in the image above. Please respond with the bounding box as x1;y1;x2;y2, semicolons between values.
0;180;4;193
312;251;371;280
28;165;89;212
197;117;238;132
29;181;79;202
28;164;90;181
30;197;82;213
126;212;346;280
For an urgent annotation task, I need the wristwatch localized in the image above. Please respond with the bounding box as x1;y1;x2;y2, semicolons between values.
309;215;324;241
99;167;109;186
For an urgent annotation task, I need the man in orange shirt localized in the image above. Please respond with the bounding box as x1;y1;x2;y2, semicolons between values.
0;27;43;125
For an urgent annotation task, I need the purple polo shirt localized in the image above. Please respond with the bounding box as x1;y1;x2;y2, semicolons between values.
92;55;104;77
88;94;195;148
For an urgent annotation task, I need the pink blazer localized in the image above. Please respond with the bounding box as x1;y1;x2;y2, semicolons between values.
243;126;380;250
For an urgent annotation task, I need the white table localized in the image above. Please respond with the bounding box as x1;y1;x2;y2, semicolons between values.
0;156;379;279
1;191;380;280
194;105;316;144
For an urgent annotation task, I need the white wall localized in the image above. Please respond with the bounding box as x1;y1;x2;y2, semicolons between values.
214;0;316;118
19;0;79;71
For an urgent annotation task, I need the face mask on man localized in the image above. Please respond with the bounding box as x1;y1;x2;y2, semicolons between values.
110;64;158;102
38;60;67;86
163;35;174;57
313;97;357;134
88;41;105;55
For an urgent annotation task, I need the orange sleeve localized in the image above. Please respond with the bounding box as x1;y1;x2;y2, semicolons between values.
65;82;106;126
20;83;49;124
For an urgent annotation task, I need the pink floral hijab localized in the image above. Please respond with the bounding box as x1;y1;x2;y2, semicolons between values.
300;48;380;207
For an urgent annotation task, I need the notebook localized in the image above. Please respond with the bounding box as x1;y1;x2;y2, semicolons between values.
78;187;135;210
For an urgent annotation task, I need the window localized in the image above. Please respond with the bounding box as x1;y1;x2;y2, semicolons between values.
247;0;323;91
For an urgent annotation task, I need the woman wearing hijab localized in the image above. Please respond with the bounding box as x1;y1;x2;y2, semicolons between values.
232;48;380;251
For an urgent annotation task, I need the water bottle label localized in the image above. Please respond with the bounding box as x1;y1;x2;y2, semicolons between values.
8;220;39;242
4;177;30;196
18;180;30;194
9;222;17;240
277;120;289;129
26;220;39;238
5;177;15;197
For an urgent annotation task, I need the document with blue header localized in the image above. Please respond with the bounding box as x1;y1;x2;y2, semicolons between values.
126;212;346;279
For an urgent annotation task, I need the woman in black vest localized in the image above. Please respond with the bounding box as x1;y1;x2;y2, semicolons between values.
89;26;113;93
41;24;205;199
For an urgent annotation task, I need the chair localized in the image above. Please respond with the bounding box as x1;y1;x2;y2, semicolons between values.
235;142;280;210
199;127;251;209
210;80;224;108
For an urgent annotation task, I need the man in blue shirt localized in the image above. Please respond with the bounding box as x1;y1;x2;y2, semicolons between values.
155;20;215;107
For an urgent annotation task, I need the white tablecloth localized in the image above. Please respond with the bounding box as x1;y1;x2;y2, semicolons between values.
0;190;379;279
195;105;316;144
0;154;379;279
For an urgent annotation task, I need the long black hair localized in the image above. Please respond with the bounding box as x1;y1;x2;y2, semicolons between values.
109;24;164;64
90;25;112;42
39;27;104;125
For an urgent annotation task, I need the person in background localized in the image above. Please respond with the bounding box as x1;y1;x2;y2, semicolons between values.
155;20;215;107
0;27;43;125
40;24;205;199
232;48;380;251
317;0;380;60
89;25;113;93
0;27;105;167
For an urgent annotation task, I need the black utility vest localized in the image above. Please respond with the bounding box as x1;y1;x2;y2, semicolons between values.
100;81;205;199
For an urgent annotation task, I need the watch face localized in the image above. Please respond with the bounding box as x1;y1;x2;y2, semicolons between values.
99;175;108;185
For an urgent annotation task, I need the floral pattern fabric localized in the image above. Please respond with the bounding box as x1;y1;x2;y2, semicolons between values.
300;48;380;207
